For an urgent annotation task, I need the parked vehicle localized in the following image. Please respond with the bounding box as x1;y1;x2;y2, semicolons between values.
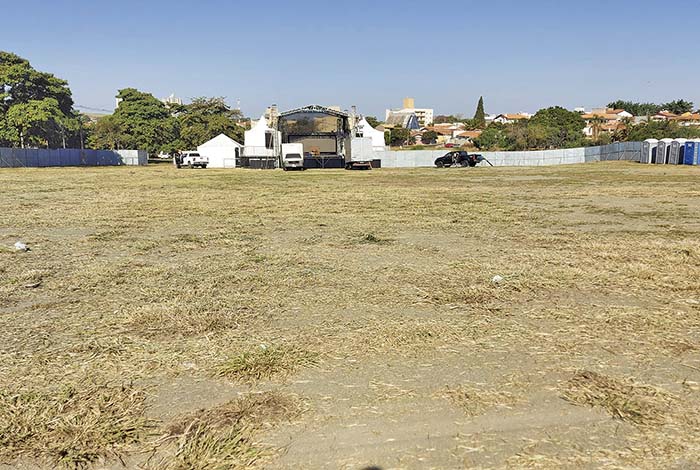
281;143;305;171
174;151;208;169
434;151;485;168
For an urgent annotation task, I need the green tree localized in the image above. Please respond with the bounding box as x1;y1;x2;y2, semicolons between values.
660;99;694;115
421;130;438;144
365;116;382;128
389;127;410;146
87;115;124;150
607;99;694;116
473;123;510;150
173;97;244;151
461;118;481;130
607;100;660;116
626;120;700;141
5;98;63;148
106;88;178;154
0;51;78;147
589;115;606;140
473;96;486;129
433;115;461;124
528;106;586;149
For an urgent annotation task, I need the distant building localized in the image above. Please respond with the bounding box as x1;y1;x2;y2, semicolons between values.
162;93;183;106
385;97;434;127
385;111;420;130
590;108;633;119
492;113;532;124
454;130;483;145
651;110;679;122
675;112;700;126
422;122;470;144
581;108;633;138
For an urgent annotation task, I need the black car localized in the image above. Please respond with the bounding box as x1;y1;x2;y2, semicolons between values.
434;151;484;168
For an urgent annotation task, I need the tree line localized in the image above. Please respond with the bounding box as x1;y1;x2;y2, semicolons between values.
89;89;244;154
0;51;244;153
607;99;694;116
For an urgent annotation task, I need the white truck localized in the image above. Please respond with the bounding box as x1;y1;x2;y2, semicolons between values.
174;151;208;169
281;143;305;171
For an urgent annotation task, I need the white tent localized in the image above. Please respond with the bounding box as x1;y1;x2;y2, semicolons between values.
244;115;280;157
357;117;387;150
197;134;243;168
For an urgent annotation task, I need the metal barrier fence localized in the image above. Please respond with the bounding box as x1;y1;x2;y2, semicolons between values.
369;142;642;168
0;148;148;168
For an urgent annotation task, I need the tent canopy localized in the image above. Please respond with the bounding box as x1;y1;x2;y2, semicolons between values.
357;117;386;149
198;133;242;150
197;133;243;168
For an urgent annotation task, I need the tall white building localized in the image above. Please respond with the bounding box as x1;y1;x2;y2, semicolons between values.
161;93;183;106
385;97;434;127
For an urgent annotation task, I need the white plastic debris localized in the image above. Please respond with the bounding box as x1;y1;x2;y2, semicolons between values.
14;241;29;252
492;275;504;284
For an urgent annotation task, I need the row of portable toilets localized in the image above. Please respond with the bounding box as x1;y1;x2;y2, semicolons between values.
642;138;700;165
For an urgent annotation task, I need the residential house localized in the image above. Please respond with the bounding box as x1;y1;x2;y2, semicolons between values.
424;122;467;144
492;113;532;124
651;111;679;122
675;112;700;126
581;108;633;138
454;130;483;145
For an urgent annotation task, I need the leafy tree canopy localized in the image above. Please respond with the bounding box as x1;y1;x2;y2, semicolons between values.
172;97;244;152
528;106;586;149
108;88;178;154
0;51;82;148
365;116;382;128
473;123;510;150
607;99;694;116
434;115;462;124
626;120;700;141
389;127;411;146
421;130;438;144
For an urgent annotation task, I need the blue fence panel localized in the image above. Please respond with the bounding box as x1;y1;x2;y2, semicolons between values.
68;150;78;166
84;151;98;166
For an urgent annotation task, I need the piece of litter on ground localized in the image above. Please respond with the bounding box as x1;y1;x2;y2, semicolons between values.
14;241;29;252
492;275;504;284
23;282;42;289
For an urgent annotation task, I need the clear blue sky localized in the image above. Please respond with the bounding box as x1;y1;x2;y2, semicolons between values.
2;0;699;118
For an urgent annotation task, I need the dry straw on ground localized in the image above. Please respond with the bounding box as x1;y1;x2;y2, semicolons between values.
1;163;700;468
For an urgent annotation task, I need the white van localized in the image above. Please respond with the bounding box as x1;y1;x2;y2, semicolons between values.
282;143;304;171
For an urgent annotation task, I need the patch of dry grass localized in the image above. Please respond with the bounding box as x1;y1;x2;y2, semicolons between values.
150;392;303;470
214;345;319;382
0;382;153;468
561;370;676;426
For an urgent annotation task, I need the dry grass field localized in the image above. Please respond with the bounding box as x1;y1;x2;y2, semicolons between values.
1;162;699;469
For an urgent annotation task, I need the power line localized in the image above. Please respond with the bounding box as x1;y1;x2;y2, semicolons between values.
75;104;112;113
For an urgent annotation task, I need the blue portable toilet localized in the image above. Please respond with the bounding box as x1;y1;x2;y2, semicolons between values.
683;141;697;165
670;139;687;165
